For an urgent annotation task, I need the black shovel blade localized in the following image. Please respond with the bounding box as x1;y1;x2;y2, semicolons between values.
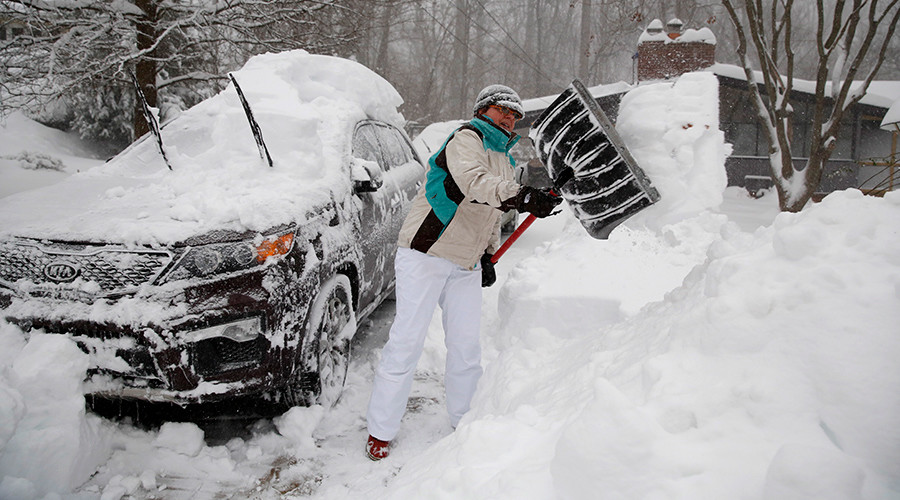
528;80;660;239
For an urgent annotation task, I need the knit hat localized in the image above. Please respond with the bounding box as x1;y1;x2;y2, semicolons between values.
472;84;524;118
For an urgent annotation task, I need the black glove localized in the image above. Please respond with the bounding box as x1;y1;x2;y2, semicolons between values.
515;186;561;218
480;253;496;288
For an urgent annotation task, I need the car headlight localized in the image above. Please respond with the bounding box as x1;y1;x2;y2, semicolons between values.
162;232;294;282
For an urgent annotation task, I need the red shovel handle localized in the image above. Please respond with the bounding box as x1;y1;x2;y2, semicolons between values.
490;189;560;264
490;214;536;264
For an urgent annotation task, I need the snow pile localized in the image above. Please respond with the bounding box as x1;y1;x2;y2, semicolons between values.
0;112;104;199
501;72;729;330
388;190;900;499
618;71;730;226
382;74;900;498
0;50;405;245
0;330;114;499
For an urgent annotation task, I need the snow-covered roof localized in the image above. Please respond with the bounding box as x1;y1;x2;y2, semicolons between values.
0;50;406;245
638;18;716;44
521;81;632;115
710;63;900;110
881;99;900;131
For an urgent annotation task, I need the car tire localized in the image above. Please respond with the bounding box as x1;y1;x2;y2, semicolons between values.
285;274;356;408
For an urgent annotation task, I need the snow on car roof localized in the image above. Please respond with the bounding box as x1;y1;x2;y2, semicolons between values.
0;50;405;246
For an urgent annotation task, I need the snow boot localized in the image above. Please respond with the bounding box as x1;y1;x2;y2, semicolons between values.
366;435;390;461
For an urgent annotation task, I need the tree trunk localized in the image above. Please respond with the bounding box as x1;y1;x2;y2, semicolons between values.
134;0;158;140
375;1;394;78
454;0;470;117
578;0;592;83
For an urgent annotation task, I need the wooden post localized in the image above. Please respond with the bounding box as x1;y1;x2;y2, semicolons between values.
891;128;897;191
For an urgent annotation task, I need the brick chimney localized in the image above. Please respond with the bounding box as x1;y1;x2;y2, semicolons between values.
637;18;716;81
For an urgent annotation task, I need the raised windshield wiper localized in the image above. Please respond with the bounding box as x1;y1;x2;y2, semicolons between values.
229;73;274;167
130;72;173;171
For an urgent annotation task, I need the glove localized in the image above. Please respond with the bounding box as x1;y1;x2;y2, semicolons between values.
480;253;496;288
515;186;561;218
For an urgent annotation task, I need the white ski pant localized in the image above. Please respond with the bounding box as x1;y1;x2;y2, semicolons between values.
367;247;483;441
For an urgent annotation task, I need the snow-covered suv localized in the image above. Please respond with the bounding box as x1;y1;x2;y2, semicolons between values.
0;51;425;409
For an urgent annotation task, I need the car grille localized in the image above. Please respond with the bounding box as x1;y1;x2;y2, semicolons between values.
0;240;172;298
192;336;267;377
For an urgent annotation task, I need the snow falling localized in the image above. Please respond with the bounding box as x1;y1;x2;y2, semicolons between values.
1;58;899;499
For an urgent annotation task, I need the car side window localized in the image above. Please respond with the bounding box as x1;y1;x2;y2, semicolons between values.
375;125;416;168
352;124;384;165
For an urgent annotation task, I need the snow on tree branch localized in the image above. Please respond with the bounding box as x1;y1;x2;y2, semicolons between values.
723;0;899;212
0;0;363;145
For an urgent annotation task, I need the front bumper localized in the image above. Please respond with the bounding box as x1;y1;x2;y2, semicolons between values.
1;268;298;404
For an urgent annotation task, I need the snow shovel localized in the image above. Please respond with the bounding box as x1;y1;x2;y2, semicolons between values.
491;79;660;263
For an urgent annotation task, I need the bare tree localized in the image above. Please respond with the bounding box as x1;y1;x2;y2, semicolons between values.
579;0;593;81
722;0;900;212
0;0;361;144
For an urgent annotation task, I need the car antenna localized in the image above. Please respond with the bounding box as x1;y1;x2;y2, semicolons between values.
130;72;173;171
229;73;274;167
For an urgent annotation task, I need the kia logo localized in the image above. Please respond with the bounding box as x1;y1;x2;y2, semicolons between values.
43;262;80;283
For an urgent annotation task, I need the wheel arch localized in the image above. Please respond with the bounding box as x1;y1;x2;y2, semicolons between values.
333;261;360;313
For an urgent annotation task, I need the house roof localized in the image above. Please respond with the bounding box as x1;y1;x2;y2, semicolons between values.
521;81;632;114
709;63;900;110
514;64;900;136
882;99;900;131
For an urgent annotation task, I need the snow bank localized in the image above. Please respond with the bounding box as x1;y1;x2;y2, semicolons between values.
0;112;104;199
389;186;900;500
383;73;900;499
0;50;405;245
0;328;115;499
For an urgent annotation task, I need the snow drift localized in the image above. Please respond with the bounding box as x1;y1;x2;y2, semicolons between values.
383;74;900;499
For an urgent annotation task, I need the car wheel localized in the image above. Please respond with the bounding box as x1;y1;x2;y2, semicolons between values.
285;274;356;408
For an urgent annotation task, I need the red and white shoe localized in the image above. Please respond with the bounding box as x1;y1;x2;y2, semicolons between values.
366;435;390;461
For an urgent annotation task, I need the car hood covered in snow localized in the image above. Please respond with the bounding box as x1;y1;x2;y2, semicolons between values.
0;50;406;246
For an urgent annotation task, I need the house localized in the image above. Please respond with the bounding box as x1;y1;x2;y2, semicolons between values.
865;98;899;195
515;18;899;198
0;16;27;41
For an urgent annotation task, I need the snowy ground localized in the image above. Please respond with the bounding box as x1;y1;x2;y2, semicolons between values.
2;70;899;500
0;112;106;199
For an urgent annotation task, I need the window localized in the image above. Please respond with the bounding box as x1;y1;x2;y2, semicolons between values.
792;122;809;157
352;124;383;165
832;133;852;160
376;126;415;168
728;122;760;156
831;118;855;160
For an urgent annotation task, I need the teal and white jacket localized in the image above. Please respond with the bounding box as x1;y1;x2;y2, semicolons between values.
397;116;521;270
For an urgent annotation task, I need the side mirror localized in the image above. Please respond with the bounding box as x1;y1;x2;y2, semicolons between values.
351;158;384;193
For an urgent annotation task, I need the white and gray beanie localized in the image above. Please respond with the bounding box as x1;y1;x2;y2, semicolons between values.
472;84;524;118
